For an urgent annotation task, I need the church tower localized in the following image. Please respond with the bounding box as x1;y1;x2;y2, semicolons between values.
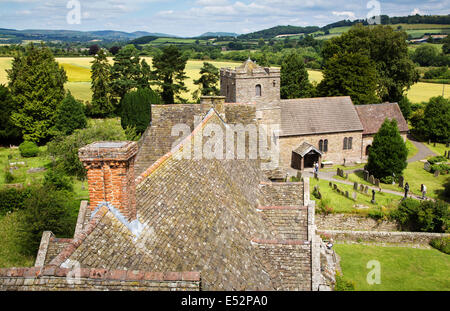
220;58;280;104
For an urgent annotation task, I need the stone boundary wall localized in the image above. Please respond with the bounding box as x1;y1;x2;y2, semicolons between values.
316;214;398;232
318;230;449;245
0;267;200;291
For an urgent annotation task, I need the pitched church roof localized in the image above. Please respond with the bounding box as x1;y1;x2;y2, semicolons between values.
355;103;409;135
46;109;313;291
279;96;364;137
293;142;323;157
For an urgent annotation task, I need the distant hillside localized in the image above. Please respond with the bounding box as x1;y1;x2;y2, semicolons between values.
239;25;320;39
0;29;176;43
199;32;239;38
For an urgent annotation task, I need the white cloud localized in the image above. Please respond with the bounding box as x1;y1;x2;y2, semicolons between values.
411;8;422;15
332;11;356;20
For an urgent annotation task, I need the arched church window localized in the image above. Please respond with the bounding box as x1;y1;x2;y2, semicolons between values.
319;140;323;152
348;137;353;150
256;84;262;97
343;137;348;150
324;139;328;153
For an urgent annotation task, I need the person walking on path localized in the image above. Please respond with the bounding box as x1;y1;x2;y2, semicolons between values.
404;182;410;200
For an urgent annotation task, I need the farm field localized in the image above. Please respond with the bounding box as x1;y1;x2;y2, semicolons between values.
334;243;450;291
0;57;448;103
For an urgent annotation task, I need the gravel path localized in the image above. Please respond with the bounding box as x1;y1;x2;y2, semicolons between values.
407;136;437;163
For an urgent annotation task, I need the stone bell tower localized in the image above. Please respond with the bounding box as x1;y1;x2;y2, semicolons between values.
220;58;280;104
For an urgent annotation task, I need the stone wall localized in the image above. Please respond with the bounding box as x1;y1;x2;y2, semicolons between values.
318;229;449;245
260;182;304;206
279;131;364;169
316;214;398;232
0;267;200;291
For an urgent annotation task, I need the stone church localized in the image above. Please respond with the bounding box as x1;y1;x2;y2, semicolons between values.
0;59;408;291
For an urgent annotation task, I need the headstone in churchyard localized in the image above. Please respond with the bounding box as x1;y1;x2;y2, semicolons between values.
345;191;349;198
345;173;348;179
363;170;369;181
360;184;364;192
369;175;375;184
424;162;431;172
446;142;449;148
445;151;448;158
333;184;337;190
329;182;333;188
399;176;404;188
447;151;450;160
434;170;440;177
354;182;358;191
371;190;376;204
375;179;380;187
364;186;369;194
352;192;357;200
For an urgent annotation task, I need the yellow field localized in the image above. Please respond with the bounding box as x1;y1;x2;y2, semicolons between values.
0;56;448;103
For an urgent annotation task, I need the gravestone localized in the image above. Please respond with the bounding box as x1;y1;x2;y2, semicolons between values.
375;179;380;187
434;170;440;177
445;151;448;158
360;184;364;192
337;168;341;177
352;192;357;200
424;162;431;172
447;151;450;160
364;186;369;194
354;182;358;191
345;173;348;179
363;170;369;181
329;182;333;188
399;176;404;188
371;190;376;204
446;142;449;148
369;175;375;185
333;184;337;190
345;191;349;198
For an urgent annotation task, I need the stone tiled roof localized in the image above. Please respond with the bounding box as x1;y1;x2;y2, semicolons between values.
46;109;313;291
293;142;323;157
355;103;409;135
280;96;364;137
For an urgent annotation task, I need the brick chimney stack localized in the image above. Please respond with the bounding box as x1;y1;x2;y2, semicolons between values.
78;141;138;221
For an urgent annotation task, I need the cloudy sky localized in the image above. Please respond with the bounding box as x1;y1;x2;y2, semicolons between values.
0;0;449;37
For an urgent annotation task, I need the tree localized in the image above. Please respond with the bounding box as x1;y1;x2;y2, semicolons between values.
88;44;100;55
411;44;439;66
322;24;419;102
109;45;142;106
192;62;220;101
398;96;412;120
121;88;161;134
0;84;21;145
317;51;378;105
54;91;87;136
109;46;121;55
280;52;313;99
367;119;408;179
7;43;67;143
90;49;114;117
443;36;450;55
412;96;450;143
19;187;75;256
152;45;188;105
137;59;152;89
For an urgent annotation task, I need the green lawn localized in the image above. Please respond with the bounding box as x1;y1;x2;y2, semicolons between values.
345;161;448;200
406;139;419;160
424;142;448;157
334;244;450;291
310;178;401;214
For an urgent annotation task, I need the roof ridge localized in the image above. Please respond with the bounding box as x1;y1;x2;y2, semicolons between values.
48;205;109;267
135;108;221;185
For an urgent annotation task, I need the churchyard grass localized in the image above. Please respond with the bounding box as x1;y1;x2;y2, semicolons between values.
334;243;450;291
424;142;448;157
343;161;448;200
406;139;419;160
310;178;401;214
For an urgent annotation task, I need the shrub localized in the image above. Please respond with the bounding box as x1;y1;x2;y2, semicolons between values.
428;156;448;165
335;272;355;291
444;178;450;200
18;187;76;256
19;141;39;158
430;237;450;255
48;119;127;179
43;169;73;192
4;167;15;184
380;176;394;184
391;199;449;233
0;187;33;216
318;197;334;215
431;163;450;174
